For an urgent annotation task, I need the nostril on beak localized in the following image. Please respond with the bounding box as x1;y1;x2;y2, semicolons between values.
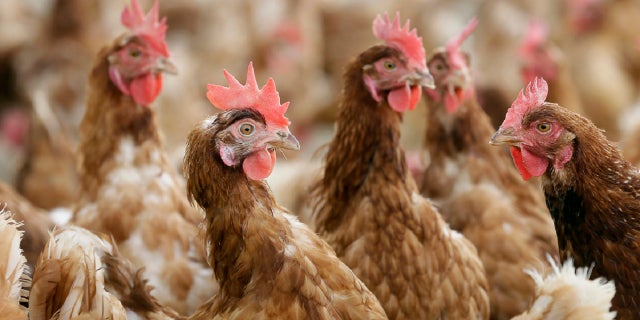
277;131;288;139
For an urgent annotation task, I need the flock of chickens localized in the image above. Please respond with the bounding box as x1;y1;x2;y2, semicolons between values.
1;0;640;319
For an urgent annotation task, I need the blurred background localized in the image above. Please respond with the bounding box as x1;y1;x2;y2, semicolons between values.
1;0;639;207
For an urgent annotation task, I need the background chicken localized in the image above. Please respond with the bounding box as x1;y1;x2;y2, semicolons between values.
0;209;29;320
183;64;387;319
309;13;489;319
491;77;640;318
420;19;558;319
71;0;215;315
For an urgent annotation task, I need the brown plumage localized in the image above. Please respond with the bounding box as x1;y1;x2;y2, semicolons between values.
183;104;386;319
421;45;558;318
71;1;216;314
0;209;29;320
29;227;126;320
491;78;640;319
0;181;55;266
309;40;489;320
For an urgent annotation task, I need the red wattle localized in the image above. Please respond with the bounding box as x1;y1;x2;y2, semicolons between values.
243;149;276;180
510;146;549;181
130;73;163;106
388;85;421;112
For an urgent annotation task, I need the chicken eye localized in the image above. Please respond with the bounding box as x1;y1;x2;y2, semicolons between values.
129;48;142;58
383;61;396;71
536;123;551;133
239;123;255;136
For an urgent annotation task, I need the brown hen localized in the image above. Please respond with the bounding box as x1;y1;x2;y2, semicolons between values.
420;19;558;319
309;13;489;319
491;77;640;319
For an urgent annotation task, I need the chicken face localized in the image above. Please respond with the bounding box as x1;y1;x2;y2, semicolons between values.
519;20;559;84
214;109;299;180
108;36;177;106
362;48;434;113
490;104;576;180
424;51;473;113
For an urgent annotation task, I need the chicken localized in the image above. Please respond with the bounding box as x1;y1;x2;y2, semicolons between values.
182;63;387;319
72;0;216;315
420;19;558;319
0;209;29;320
309;13;489;319
0;181;56;266
519;18;584;116
512;257;617;320
29;226;127;320
14;90;79;210
490;77;640;319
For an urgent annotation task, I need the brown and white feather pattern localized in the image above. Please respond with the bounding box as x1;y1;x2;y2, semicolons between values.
29;226;126;320
513;257;617;320
73;43;216;315
0;209;29;320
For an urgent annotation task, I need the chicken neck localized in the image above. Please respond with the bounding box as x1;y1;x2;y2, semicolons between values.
78;44;163;195
317;61;412;232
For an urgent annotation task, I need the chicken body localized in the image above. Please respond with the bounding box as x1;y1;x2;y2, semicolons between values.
29;227;126;320
421;46;558;318
0;209;28;320
0;181;56;266
184;105;386;319
72;2;216;314
310;41;489;318
492;78;640;319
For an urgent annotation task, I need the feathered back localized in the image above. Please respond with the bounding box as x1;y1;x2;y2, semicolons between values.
501;77;549;130
206;62;290;127
121;0;169;56
29;227;126;320
513;257;616;320
0;208;28;319
372;12;426;69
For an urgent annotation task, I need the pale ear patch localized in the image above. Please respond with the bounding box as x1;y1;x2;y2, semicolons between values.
219;145;237;166
554;145;573;169
363;74;382;102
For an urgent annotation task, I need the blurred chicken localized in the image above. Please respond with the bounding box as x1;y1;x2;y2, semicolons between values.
29;227;127;320
0;209;29;320
512;257;616;320
491;77;640;318
420;19;558;319
72;0;216;315
0;181;56;267
14;90;79;210
309;13;489;319
182;63;387;319
560;0;638;140
519;18;584;116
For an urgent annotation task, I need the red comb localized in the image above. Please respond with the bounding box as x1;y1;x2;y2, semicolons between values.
502;77;549;129
445;17;478;69
373;12;426;68
121;0;169;56
206;62;290;127
519;19;547;57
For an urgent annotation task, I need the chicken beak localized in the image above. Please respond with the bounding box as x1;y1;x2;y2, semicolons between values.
404;68;435;89
155;57;178;75
270;130;301;151
489;128;521;146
